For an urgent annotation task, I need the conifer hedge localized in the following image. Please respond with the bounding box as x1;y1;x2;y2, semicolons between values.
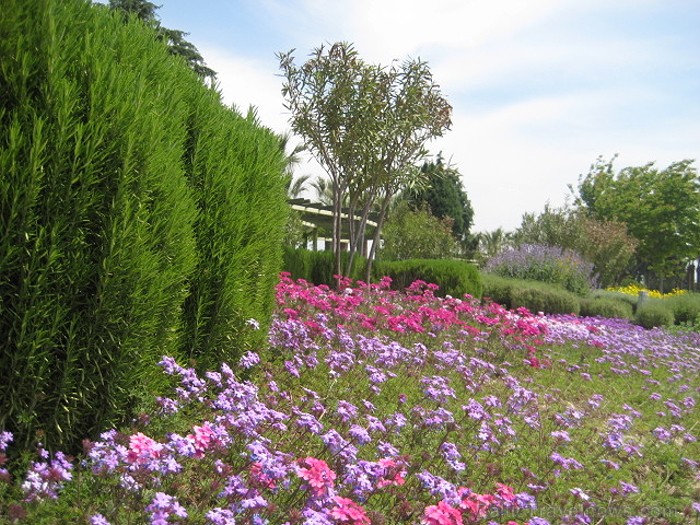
0;0;288;451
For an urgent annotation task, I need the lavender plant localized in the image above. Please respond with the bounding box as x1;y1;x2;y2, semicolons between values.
485;244;598;295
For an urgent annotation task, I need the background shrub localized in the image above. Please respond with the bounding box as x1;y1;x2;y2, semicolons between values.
579;297;634;319
485;243;596;295
282;247;367;286
509;286;581;315
481;274;581;315
373;259;483;298
634;301;675;329
664;293;700;325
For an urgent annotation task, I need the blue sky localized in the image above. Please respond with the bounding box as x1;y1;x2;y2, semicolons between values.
147;0;699;232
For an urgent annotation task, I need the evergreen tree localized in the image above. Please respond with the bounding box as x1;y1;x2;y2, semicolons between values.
108;0;216;81
403;154;474;251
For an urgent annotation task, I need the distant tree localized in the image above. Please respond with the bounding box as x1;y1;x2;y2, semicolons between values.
573;156;700;289
402;154;474;252
278;42;452;281
478;227;513;262
380;201;458;261
108;0;216;81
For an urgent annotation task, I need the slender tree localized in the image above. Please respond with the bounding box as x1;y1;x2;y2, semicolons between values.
278;42;451;282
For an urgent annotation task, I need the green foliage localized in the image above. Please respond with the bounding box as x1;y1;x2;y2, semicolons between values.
401;154;474;250
481;274;581;315
179;97;288;372
282;247;367;286
108;0;216;80
574;156;700;285
380;201;459;261
373;259;483;298
0;0;198;451
634;301;675;329
509;286;581;315
664;293;700;325
0;0;288;452
590;289;639;312
579;297;634;319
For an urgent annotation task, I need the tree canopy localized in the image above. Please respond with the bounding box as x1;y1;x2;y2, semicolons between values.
401;154;474;251
572;156;700;287
278;42;452;281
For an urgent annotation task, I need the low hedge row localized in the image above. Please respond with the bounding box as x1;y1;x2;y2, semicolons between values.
282;249;482;298
373;259;483;299
483;274;700;329
481;274;581;315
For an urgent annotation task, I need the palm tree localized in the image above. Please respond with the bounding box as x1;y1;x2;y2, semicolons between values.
479;227;513;259
310;177;334;206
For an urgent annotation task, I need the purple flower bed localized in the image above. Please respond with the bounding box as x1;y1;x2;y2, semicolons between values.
0;275;697;524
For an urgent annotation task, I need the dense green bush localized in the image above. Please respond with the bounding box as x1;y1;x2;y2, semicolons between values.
509;286;581;315
481;274;580;315
579;297;634;319
634;302;675;329
0;0;287;452
485;244;596;295
282;247;367;286
373;259;483;298
665;293;700;325
590;289;640;312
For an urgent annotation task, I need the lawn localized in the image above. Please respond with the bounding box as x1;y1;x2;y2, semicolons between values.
1;274;698;525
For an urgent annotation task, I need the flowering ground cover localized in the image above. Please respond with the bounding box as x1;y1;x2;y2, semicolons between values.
1;274;698;525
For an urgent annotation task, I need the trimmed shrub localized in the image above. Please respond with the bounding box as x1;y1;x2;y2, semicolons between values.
485;244;596;295
282;247;367;286
590;289;639;312
579;298;634;319
634;302;675;329
373;259;483;298
665;293;700;325
481;274;581;315
510;286;580;315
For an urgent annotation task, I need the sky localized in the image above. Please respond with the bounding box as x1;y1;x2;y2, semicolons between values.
146;0;699;232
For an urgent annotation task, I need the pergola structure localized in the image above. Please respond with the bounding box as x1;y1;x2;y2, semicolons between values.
289;198;380;257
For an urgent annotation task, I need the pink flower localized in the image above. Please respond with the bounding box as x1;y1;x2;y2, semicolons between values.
376;458;406;488
422;501;463;525
187;423;215;458
297;457;336;495
126;432;162;465
459;492;495;520
330;496;370;525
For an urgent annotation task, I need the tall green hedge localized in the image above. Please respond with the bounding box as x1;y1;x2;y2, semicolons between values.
181;91;288;370
0;0;287;451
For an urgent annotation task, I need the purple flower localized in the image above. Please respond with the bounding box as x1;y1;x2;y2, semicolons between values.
239;351;261;369
206;508;236;525
90;515;111;525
